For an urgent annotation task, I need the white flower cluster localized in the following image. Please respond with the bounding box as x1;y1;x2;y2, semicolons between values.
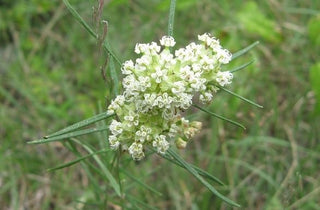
107;33;233;160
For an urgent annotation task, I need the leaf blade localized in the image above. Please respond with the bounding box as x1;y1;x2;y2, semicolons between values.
159;151;225;185
219;86;263;108
71;138;121;197
230;60;255;73
45;112;114;138
168;0;176;37
231;41;259;60
120;169;163;196
109;56;120;97
47;149;108;172
62;0;97;38
167;149;241;207
103;40;122;66
193;104;246;130
28;126;109;144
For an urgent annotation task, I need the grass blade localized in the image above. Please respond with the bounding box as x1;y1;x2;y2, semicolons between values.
231;41;259;60
44;112;114;138
230;60;255;73
214;156;277;188
228;136;320;159
120;169;163;196
109;56;119;96
219;86;263;108
193;104;246;130
71;138;121;197
62;0;97;38
28;126;109;144
47;149;108;172
159;151;225;185
167;149;241;207
168;0;176;37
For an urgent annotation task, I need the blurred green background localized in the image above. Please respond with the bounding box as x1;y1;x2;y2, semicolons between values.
0;0;319;209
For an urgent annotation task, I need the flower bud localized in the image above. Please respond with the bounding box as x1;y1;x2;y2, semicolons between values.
175;138;187;149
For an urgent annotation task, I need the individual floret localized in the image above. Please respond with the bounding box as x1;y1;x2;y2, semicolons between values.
216;71;233;86
160;36;176;47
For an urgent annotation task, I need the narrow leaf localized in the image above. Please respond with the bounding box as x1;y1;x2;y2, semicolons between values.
159;151;225;185
231;41;259;60
193;104;246;130
63;0;122;66
120;169;163;196
167;149;241;207
109;56;119;97
168;0;177;37
45;112;114;138
219;86;263;108
230;60;255;73
28;126;109;144
63;0;97;38
71;138;121;197
127;195;158;210
104;40;122;66
47;149;108;172
64;141;105;199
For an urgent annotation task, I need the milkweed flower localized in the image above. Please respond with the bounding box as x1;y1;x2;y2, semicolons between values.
107;33;233;160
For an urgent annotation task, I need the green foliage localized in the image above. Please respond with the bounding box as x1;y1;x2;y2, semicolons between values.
1;0;319;209
237;1;282;43
308;15;320;46
310;62;320;114
0;0;57;31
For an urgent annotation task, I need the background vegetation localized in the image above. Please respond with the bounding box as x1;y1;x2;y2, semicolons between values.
1;0;319;209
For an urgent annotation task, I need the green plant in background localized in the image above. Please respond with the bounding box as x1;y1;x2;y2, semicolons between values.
237;1;282;44
308;14;320;46
29;0;263;208
310;63;320;115
1;0;319;209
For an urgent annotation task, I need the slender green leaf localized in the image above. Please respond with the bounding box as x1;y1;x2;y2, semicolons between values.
71;138;121;197
231;41;259;60
168;0;176;37
193;104;246;130
167;149;241;207
127;194;159;210
159;151;225;185
28;126;109;144
109;56;119;97
64;141;104;200
120;169;163;196
104;40;122;66
62;0;97;38
219;86;263;108
63;0;122;66
230;60;255;73
44;112;114;138
65;140;107;180
47;149;109;172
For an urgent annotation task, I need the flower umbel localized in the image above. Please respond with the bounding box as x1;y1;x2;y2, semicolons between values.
108;33;233;160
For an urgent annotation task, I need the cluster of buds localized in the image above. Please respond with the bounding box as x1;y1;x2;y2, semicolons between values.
107;33;233;160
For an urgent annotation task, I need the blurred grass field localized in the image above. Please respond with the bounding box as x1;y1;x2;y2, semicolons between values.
1;0;320;209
